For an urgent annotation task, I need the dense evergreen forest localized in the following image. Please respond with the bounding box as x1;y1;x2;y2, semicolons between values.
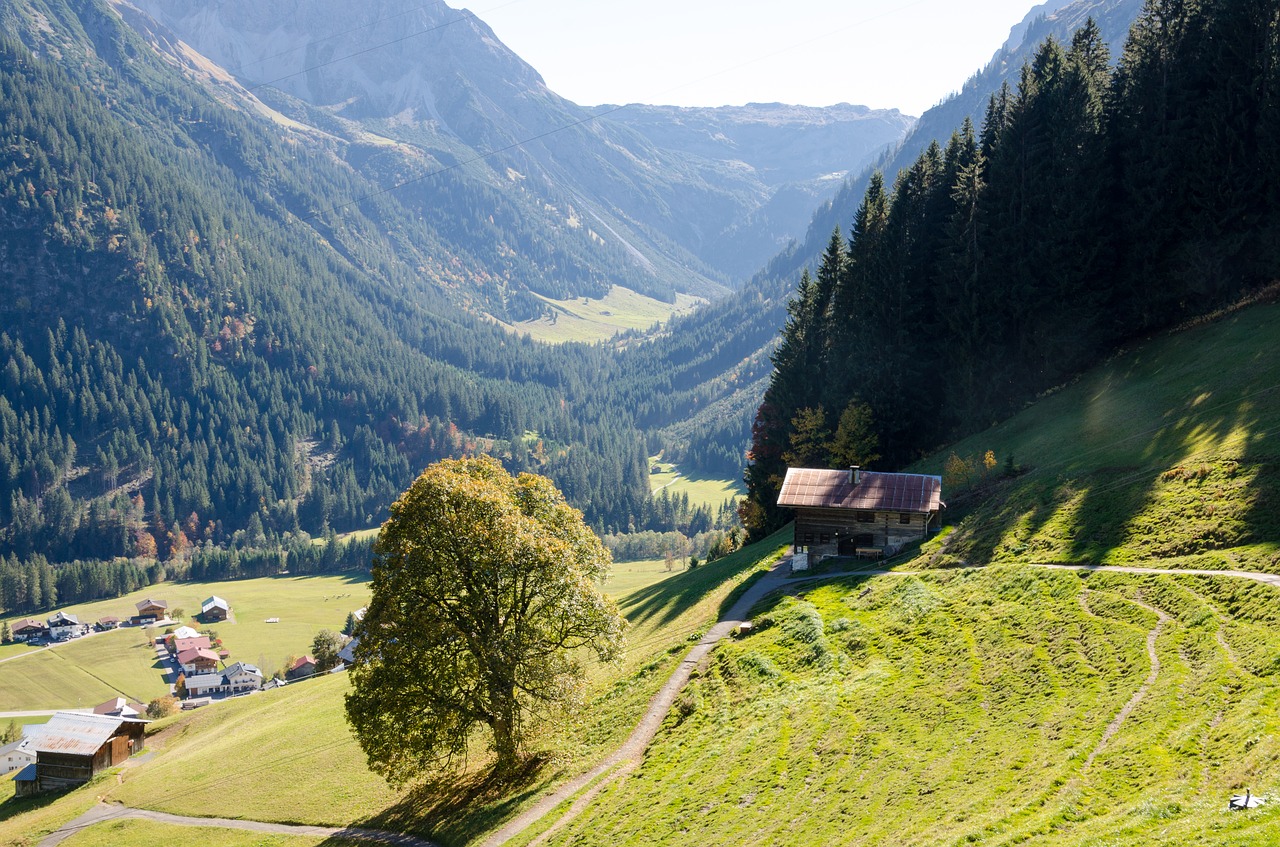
0;0;744;615
743;0;1280;536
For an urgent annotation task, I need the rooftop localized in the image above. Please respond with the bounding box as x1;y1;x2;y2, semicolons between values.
33;712;144;757
777;468;944;513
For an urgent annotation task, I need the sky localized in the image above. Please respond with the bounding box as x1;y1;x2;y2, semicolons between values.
478;0;1050;116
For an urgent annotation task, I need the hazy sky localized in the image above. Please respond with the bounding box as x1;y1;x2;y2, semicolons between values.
478;0;1047;116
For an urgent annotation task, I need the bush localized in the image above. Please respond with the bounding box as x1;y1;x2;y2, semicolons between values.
146;695;178;719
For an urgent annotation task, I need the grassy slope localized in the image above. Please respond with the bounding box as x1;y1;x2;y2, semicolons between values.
914;300;1280;572
69;531;791;845
0;574;369;709
541;567;1280;846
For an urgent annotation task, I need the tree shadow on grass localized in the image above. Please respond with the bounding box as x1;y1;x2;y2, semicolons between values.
344;756;551;846
619;528;790;629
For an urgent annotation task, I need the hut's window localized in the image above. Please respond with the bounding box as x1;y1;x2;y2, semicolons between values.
804;533;814;544
899;513;913;524
857;511;875;523
820;534;830;545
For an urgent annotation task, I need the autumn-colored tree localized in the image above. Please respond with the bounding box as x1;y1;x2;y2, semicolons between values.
943;453;975;490
132;528;158;559
982;450;998;477
346;456;625;782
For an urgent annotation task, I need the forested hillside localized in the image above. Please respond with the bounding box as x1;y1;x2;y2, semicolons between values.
0;0;678;609
630;0;1148;481
743;0;1280;535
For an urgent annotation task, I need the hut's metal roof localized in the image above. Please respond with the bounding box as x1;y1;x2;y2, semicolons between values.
202;596;229;611
32;713;142;757
778;468;944;513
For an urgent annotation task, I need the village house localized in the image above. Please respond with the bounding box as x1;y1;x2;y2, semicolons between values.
10;618;48;642
286;655;317;681
29;712;146;792
177;647;220;675
92;697;144;719
46;612;83;642
337;636;360;667
200;595;230;622
777;466;944;561
131;598;168;625
171;634;212;655
0;737;36;775
184;661;264;698
95;616;121;631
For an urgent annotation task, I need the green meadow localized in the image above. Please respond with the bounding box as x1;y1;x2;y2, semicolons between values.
648;460;745;511
91;531;789;843
507;287;705;345
541;566;1280;847
913;301;1280;573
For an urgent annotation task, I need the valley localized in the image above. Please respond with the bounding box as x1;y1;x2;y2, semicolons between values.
2;0;1280;843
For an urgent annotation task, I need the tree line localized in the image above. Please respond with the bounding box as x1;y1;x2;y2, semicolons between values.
744;0;1280;536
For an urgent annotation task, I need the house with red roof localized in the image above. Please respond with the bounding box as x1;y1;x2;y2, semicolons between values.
777;466;944;561
286;655;317;681
176;647;220;675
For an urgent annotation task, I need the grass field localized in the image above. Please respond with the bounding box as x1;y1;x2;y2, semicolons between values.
602;558;676;598
648;460;745;511
913;300;1280;573
61;819;359;846
504;287;705;345
91;530;790;844
539;566;1280;846
0;574;370;709
0;628;165;711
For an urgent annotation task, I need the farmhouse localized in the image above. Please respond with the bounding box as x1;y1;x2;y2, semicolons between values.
778;466;944;561
185;662;265;698
10;618;47;642
177;647;220;674
30;711;146;792
95;616;121;631
132;598;168;625
200;595;230;622
0;737;35;775
92;697;143;719
287;655;317;681
46;612;82;641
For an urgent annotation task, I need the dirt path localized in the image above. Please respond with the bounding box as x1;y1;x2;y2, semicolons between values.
490;560;1280;844
1083;597;1169;769
37;801;440;847
481;557;797;847
33;559;1280;846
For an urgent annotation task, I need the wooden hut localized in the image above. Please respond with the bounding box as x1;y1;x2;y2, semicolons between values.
778;466;944;561
31;712;146;792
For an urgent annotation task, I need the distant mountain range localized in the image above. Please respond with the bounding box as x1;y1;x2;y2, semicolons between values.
646;0;1148;476
124;0;912;291
0;0;1145;571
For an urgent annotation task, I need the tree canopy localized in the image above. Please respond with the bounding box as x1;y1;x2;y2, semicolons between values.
345;456;626;782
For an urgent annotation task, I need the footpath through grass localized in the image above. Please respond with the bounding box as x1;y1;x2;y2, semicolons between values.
84;530;790;845
915;300;1280;573
540;565;1280;846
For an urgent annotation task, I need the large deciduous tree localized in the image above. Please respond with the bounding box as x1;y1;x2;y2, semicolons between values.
345;456;625;783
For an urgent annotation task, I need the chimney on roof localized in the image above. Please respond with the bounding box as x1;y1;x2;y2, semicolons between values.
849;466;862;485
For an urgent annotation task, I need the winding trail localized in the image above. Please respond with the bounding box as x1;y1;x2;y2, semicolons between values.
32;559;1280;846
37;801;440;847
1082;597;1169;769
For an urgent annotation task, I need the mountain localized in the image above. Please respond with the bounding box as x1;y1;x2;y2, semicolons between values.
641;0;1149;480
121;0;912;288
597;102;914;279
